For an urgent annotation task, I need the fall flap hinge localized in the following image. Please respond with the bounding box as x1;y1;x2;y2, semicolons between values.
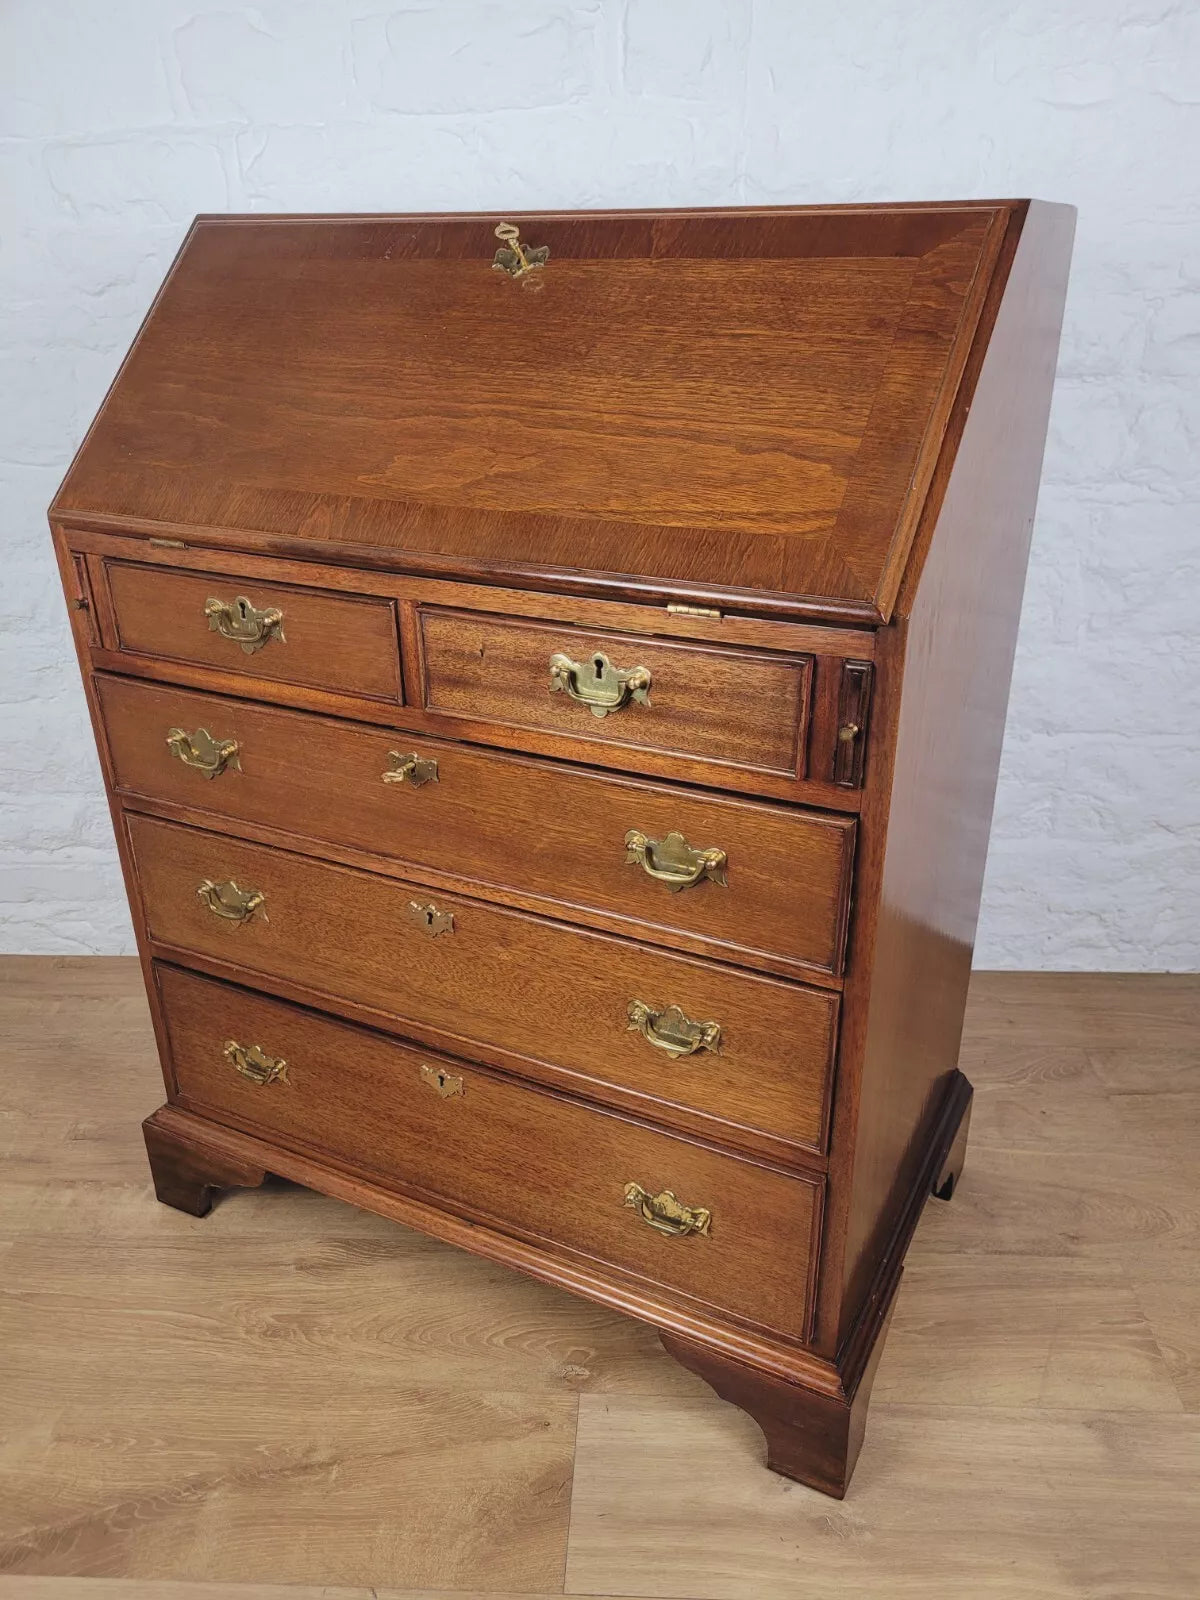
666;602;722;620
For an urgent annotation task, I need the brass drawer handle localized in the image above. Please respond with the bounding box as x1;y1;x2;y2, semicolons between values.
625;829;727;891
420;1064;463;1097
224;1039;288;1086
549;650;651;718
204;594;285;654
197;878;265;924
627;999;722;1058
624;1182;712;1238
166;726;241;779
406;900;454;938
383;752;439;788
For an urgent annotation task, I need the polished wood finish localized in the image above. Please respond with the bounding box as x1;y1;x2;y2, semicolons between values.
154;963;823;1339
143;1103;267;1216
659;1304;893;1500
54;206;1010;623
416;608;813;784
101;558;403;702
4;961;1199;1596
820;200;1077;1350
50;201;1073;1499
128;813;839;1161
96;673;856;981
76;529;871;807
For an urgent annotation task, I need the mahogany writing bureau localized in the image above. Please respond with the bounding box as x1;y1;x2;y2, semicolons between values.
52;202;1073;1497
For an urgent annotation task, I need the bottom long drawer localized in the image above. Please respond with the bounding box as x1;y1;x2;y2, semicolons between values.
156;963;822;1342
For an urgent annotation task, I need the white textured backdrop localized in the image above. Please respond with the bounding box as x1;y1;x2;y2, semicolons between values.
2;1;1197;966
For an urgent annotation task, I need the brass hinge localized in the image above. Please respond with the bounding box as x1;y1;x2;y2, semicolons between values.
666;602;722;620
149;537;186;549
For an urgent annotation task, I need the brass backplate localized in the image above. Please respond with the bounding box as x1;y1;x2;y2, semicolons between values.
492;221;549;282
224;1039;288;1086
197;878;265;924
383;751;439;788
420;1063;464;1098
406;900;454;938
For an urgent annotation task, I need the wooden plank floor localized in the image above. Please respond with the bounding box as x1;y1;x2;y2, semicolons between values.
1;958;1198;1599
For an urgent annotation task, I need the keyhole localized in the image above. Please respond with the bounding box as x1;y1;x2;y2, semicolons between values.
593;655;604;680
422;908;434;927
435;1071;447;1090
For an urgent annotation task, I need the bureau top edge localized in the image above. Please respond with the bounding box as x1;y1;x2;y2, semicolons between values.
53;512;888;633
55;519;880;656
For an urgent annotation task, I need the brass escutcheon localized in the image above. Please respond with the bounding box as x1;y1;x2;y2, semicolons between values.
549;650;651;718
166;725;241;779
492;221;549;282
624;829;727;891
406;900;454;938
224;1039;288;1086
197;878;265;925
420;1063;464;1098
383;751;439;788
623;1182;712;1239
627;999;722;1059
204;594;285;654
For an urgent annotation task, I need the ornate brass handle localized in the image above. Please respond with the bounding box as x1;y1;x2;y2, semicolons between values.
204;595;285;654
549;650;651;718
224;1039;288;1086
624;829;727;891
197;878;265;924
623;1182;712;1238
627;999;722;1058
383;752;439;788
166;726;241;779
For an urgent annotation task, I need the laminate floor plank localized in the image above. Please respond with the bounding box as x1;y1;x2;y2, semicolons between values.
564;1395;1200;1600
0;1585;641;1600
876;1254;1182;1411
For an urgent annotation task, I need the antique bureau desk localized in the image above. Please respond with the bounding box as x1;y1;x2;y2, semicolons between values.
52;201;1073;1497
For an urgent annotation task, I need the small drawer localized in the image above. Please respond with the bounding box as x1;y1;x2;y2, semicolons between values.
99;560;402;702
98;676;855;980
417;608;812;789
128;815;838;1160
157;964;822;1341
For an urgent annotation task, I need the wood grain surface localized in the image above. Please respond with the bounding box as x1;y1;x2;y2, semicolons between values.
415;607;813;782
51;206;1012;621
155;963;823;1339
102;559;403;703
126;814;840;1161
95;673;856;982
2;959;1197;1597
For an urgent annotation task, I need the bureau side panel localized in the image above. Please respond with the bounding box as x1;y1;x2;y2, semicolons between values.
823;200;1076;1345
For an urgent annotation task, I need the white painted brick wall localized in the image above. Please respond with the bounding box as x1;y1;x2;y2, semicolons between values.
2;0;1197;967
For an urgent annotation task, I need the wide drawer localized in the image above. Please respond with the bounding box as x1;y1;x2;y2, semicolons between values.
98;675;855;980
128;815;838;1159
99;559;402;702
157;964;822;1341
417;608;812;787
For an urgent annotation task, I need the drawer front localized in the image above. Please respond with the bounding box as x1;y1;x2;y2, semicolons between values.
418;608;811;783
129;815;837;1157
101;560;402;702
158;964;821;1340
99;676;855;979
